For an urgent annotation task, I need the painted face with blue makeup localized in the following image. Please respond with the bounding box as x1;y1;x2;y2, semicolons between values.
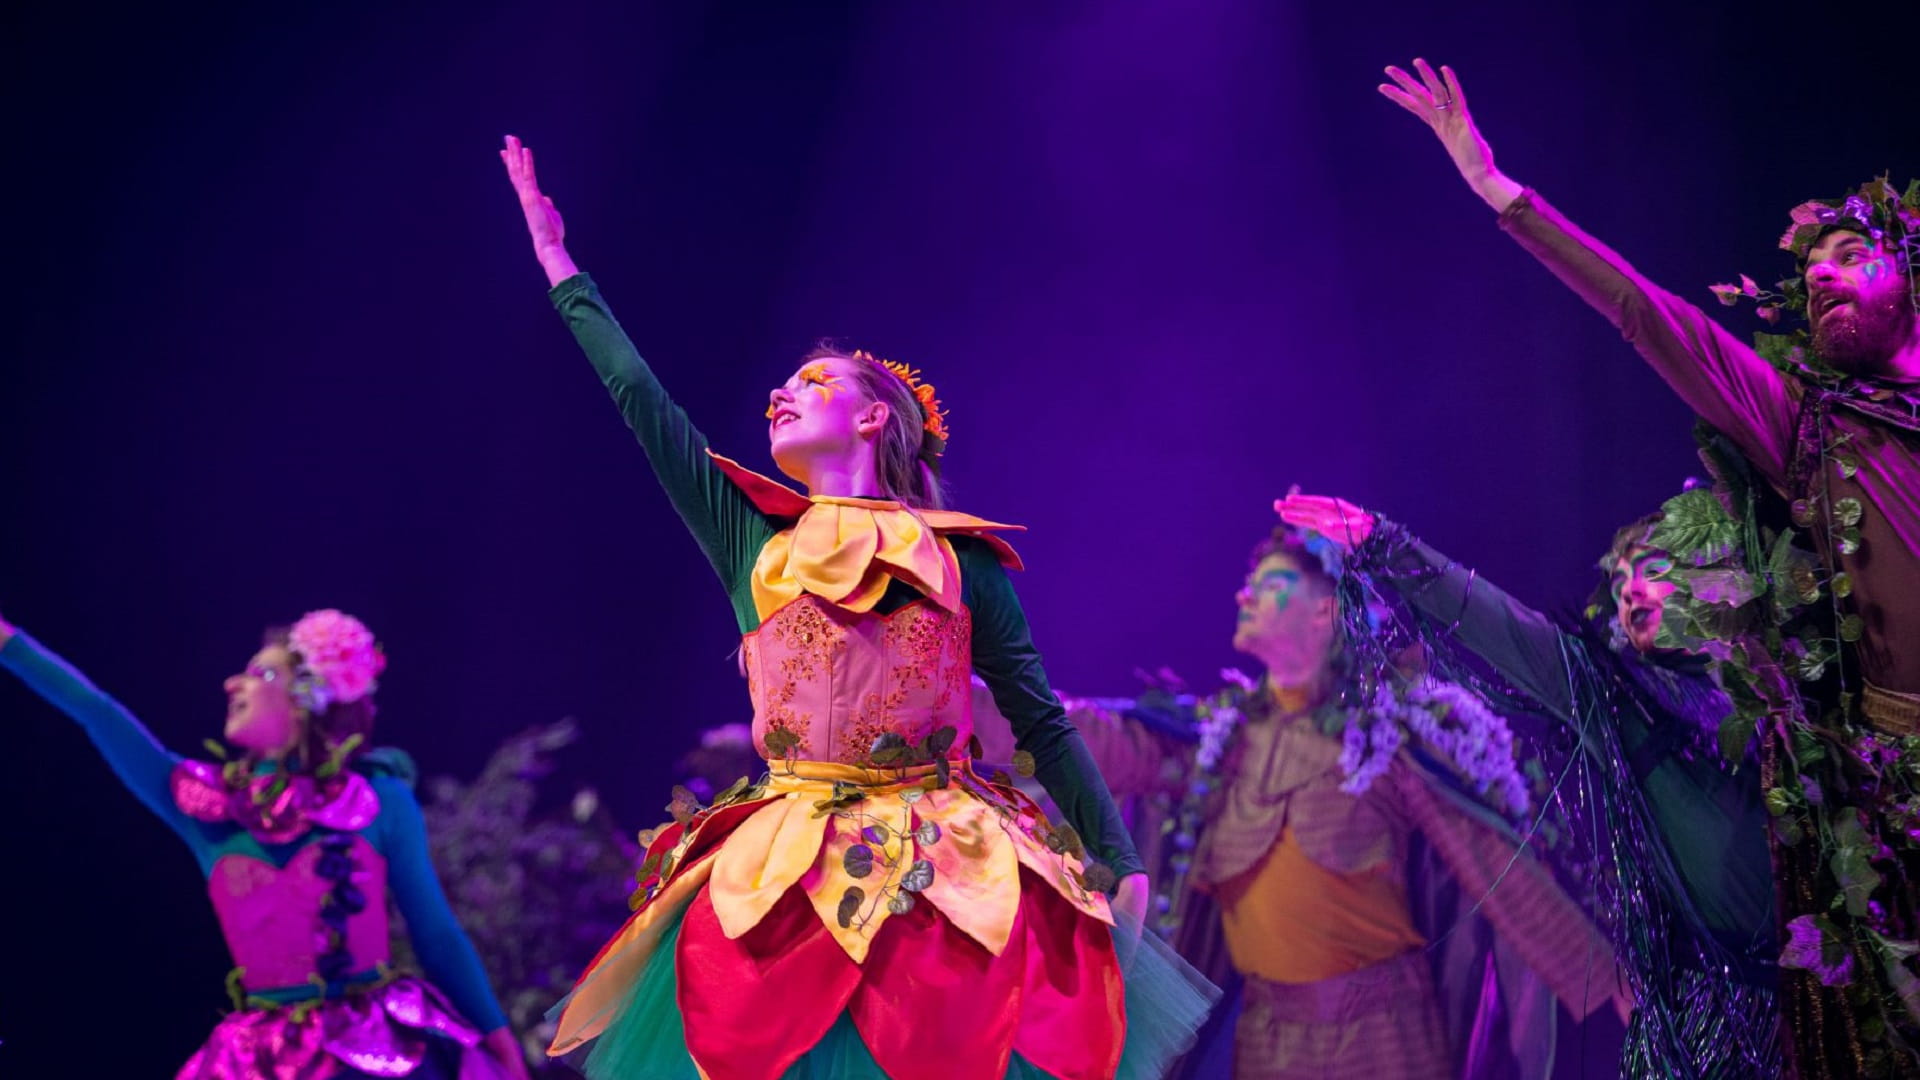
1806;229;1917;377
1609;545;1677;654
1233;551;1339;680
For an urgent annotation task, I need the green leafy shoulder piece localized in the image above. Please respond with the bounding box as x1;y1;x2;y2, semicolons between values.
1647;427;1830;761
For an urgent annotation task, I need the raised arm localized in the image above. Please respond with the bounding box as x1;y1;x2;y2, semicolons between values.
958;544;1148;928
0;615;196;841
500;136;775;605
1380;61;1796;483
373;775;529;1079
1276;496;1577;721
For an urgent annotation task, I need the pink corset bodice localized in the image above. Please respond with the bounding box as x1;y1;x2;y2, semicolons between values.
206;836;391;991
745;595;974;763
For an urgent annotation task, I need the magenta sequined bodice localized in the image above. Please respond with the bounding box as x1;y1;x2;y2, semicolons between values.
170;760;391;991
207;837;392;991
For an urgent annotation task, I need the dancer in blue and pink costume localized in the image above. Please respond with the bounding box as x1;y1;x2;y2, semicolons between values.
0;608;529;1080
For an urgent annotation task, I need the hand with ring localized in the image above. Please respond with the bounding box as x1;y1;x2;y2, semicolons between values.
1378;59;1522;212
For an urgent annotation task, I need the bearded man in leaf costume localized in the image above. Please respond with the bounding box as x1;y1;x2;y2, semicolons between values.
1379;53;1920;1077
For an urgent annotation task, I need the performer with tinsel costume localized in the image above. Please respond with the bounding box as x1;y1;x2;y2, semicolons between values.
498;136;1216;1080
0;609;529;1080
1279;492;1781;1078
1380;58;1920;1075
1159;525;1620;1080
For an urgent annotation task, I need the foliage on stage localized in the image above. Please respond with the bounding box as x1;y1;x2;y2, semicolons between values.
1655;426;1920;1073
389;720;639;1073
1643;441;1824;765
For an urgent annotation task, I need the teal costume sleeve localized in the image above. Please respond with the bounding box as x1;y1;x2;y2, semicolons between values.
1;632;198;844
370;775;510;1033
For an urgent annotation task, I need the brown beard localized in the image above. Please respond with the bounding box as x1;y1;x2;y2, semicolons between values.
1812;281;1918;375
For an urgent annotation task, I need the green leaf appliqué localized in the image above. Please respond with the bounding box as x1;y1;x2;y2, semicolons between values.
843;844;875;879
837;887;866;928
899;859;936;893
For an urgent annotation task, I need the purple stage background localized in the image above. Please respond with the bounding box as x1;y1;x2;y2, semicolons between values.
0;0;1905;1073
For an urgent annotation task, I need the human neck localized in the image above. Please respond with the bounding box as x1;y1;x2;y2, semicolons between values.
800;452;884;500
243;746;297;771
1261;662;1334;713
243;729;304;767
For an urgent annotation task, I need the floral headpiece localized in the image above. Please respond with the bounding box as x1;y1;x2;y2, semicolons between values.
1710;175;1920;361
1777;175;1920;266
853;349;950;454
286;609;386;713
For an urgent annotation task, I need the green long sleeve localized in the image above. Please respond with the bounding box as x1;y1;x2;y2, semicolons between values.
958;540;1145;880
1358;522;1773;947
550;273;777;631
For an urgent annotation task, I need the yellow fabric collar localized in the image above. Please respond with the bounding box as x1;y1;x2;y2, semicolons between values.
705;451;1027;621
751;499;962;620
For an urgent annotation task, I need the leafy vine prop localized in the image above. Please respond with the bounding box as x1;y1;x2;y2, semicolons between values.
1648;426;1920;1073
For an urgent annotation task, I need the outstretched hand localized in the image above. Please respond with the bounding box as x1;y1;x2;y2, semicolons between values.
500;135;579;287
1378;59;1521;213
1274;493;1376;553
1111;871;1150;970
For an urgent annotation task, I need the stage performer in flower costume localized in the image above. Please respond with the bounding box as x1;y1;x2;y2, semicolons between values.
1279;491;1783;1079
0;608;528;1080
1380;57;1920;1075
1158;525;1620;1079
498;136;1215;1080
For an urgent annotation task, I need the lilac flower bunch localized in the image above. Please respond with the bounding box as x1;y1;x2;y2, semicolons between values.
1339;678;1531;819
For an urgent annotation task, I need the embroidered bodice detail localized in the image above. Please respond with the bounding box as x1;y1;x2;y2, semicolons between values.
745;596;974;764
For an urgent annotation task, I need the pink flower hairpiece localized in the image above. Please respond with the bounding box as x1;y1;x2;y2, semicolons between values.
286;609;386;711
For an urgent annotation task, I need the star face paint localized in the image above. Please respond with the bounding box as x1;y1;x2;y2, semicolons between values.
799;361;848;402
767;354;880;480
766;362;846;418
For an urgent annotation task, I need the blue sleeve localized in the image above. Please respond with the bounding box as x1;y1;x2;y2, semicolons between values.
958;542;1145;880
372;776;509;1033
1;632;200;847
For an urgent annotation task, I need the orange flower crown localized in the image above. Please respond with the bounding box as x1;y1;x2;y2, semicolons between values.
854;349;950;454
